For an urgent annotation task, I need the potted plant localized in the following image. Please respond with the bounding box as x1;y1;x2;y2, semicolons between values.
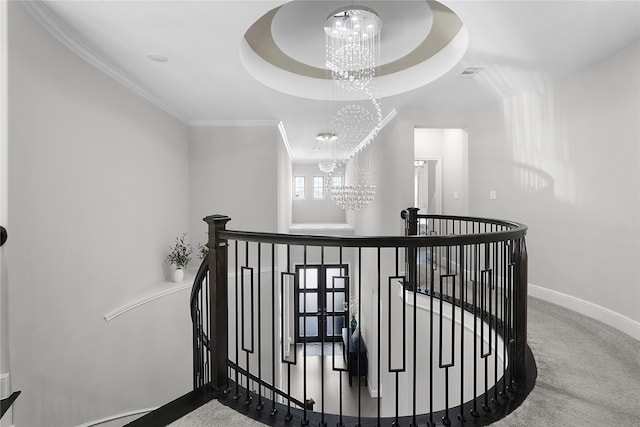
166;233;192;282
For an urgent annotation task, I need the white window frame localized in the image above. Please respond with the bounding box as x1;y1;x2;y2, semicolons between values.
313;176;324;200
294;176;305;200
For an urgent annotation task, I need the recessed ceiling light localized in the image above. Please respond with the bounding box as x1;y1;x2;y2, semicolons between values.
147;52;168;63
316;132;338;142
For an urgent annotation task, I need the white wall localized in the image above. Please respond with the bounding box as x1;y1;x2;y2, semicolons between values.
7;2;191;426
353;42;640;391
352;120;414;237
0;1;14;424
292;163;346;224
188;125;278;242
468;41;640;334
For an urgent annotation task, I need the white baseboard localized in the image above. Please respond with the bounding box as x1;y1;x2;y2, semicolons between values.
528;283;640;341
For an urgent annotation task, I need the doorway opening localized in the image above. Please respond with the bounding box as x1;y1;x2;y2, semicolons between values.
414;128;469;216
414;159;442;214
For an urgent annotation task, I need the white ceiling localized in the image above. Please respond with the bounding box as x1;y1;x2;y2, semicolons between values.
27;1;640;161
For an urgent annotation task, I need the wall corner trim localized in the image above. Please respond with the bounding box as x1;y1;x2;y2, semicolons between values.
528;283;640;341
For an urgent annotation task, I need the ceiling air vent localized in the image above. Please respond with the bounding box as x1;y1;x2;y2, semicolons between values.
459;66;483;78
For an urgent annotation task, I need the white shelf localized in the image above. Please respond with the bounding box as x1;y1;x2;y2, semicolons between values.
103;272;195;322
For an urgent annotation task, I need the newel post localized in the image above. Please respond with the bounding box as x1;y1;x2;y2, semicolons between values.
204;214;231;394
514;237;528;385
401;207;420;289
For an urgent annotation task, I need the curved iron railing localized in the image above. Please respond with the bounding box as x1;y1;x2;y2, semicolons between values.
190;210;532;426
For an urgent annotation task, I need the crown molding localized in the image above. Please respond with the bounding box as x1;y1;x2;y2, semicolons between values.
189;119;280;127
22;1;187;123
277;121;293;159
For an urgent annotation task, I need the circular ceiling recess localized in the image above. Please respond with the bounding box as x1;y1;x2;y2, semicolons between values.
240;0;468;100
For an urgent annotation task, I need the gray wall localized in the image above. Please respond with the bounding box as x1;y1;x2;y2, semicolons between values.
354;41;640;343
188;125;278;241
291;163;346;224
7;2;191;426
467;41;640;332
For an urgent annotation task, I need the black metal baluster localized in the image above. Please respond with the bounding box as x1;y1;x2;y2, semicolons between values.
439;272;455;426
302;245;309;426
357;247;362;427
337;246;345;427
506;241;515;393
241;242;254;406
495;241;501;404
320;246;327;427
411;255;418;427
428;244;435;426
256;243;264;410
502;240;513;398
234;241;240;399
193;304;199;388
498;242;505;399
458;244;467;422
198;274;202;387
514;237;528;387
481;243;493;412
377;248;381;425
196;308;200;387
271;243;278;416
281;245;295;422
206;267;211;386
389;247;405;427
471;243;479;418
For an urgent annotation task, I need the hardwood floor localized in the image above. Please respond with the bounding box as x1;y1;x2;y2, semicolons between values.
283;343;379;418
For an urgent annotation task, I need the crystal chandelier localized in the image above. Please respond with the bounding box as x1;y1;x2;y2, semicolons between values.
323;6;382;211
331;146;376;211
318;159;336;174
331;104;376;157
324;6;381;92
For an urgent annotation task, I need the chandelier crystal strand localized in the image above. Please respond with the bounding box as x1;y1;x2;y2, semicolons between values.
331;103;376;158
324;7;381;92
325;6;381;211
331;145;376;211
318;159;336;174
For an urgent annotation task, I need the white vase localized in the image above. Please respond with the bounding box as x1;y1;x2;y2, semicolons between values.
173;268;184;283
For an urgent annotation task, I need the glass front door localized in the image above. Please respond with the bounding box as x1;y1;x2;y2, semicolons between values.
295;265;348;343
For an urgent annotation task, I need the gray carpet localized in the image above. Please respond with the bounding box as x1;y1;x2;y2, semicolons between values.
168;297;640;426
491;298;640;426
